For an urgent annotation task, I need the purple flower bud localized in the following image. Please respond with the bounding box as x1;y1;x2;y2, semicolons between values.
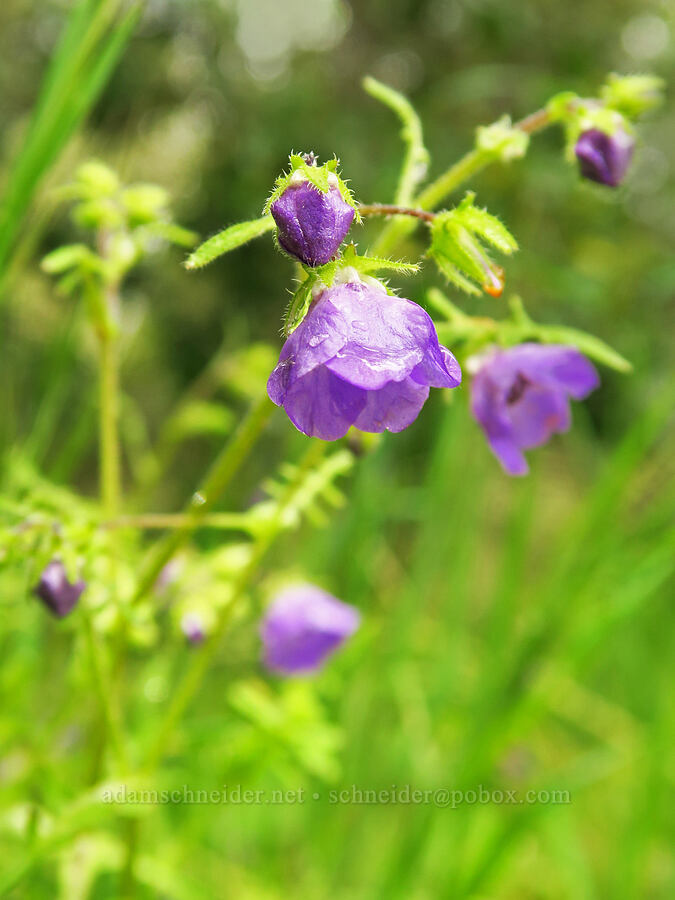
470;343;600;476
575;127;635;187
261;584;359;676
268;279;462;440
34;560;85;618
271;179;355;267
180;612;206;645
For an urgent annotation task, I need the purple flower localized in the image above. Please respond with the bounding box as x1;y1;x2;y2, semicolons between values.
34;560;85;618
268;280;462;440
261;584;360;676
575;127;635;187
470;343;600;476
271;179;355;266
180;612;206;645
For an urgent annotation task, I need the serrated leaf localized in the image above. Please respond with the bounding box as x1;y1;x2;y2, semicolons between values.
428;250;481;296
185;215;275;269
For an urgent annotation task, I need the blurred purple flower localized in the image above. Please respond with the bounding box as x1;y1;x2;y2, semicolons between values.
575;127;634;187
470;343;600;476
180;612;206;645
268;280;461;440
261;584;360;675
271;180;354;266
34;560;85;618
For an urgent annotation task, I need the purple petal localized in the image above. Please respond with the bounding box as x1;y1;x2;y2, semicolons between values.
324;284;436;389
261;584;360;675
410;343;462;388
354;377;430;433
267;296;349;403
505;344;600;399
506;385;572;448
281;366;366;440
575;128;634;188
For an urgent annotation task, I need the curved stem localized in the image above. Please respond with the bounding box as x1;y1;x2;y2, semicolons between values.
144;439;327;771
372;107;553;256
358;203;436;223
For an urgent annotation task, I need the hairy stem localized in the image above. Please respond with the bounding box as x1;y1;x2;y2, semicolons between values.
372;107;553;256
358;204;436;223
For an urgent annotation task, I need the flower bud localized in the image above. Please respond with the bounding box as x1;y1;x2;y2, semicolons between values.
271;176;355;267
180;612;206;645
260;584;360;675
575;127;634;187
34;560;85;618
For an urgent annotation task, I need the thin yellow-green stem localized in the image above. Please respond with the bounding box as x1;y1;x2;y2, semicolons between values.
372;108;553;256
144;440;326;772
132;393;274;605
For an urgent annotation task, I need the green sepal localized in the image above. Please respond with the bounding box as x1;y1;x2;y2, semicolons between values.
185;215;275;269
264;154;359;220
339;243;419;277
284;273;319;335
600;73;664;118
428;193;517;295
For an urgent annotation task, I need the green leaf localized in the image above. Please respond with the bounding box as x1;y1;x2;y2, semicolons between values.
144;222;198;248
363;76;429;205
185;215;275;269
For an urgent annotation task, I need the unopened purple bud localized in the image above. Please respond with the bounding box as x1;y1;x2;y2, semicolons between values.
575;127;634;187
260;584;360;676
34;560;85;618
271;179;355;267
180;612;206;645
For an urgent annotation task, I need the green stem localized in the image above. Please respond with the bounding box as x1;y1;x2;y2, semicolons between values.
144;440;326;772
107;512;256;531
99;326;120;518
132;393;274;605
372;107;553;256
81;611;128;772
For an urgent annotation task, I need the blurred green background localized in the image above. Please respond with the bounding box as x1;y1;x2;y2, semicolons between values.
0;0;673;897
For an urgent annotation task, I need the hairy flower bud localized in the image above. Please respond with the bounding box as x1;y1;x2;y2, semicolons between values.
34;560;85;618
271;177;355;267
575;127;634;187
261;584;360;675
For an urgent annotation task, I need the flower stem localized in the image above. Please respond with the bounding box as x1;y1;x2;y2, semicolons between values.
144;439;326;772
132;393;274;605
358;203;436;223
372;107;553;256
99;325;120;519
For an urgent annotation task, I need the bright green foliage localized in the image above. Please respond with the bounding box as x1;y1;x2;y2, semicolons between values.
185;215;276;269
428;193;518;295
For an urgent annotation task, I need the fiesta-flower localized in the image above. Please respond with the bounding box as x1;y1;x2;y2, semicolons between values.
34;559;85;618
470;343;600;476
271;176;355;267
260;584;360;675
575;127;634;187
268;278;462;440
